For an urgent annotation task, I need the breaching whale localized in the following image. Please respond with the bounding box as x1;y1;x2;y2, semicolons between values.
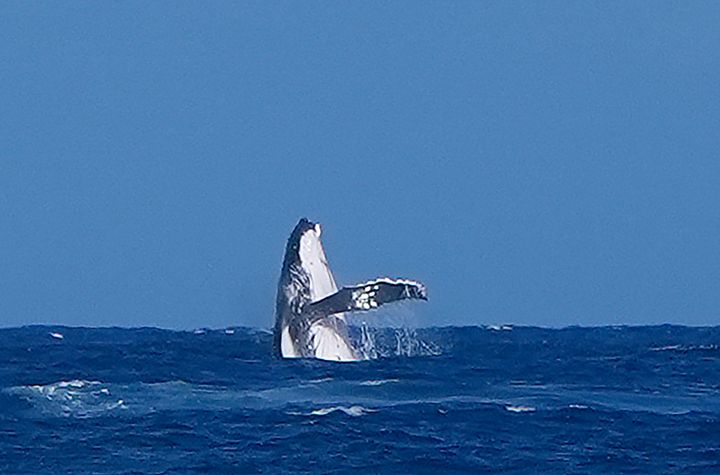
273;218;427;362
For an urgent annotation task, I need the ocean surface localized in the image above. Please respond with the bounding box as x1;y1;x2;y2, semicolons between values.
1;324;719;474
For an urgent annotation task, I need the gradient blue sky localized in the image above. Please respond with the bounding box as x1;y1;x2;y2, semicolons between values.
1;2;719;329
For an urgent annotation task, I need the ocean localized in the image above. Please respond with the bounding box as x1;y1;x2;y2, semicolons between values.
1;324;718;474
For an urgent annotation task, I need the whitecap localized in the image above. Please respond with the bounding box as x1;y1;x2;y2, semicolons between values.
29;379;101;396
311;406;376;417
107;399;127;410
358;379;400;386
308;406;377;417
505;405;536;413
287;406;374;417
651;345;681;352
10;380;125;417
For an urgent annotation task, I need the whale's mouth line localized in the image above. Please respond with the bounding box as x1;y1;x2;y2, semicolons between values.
274;218;428;362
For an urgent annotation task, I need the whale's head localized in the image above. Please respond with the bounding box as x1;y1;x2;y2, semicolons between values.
284;218;338;303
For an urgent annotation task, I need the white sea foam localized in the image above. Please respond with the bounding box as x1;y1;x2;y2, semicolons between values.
11;379;126;417
651;344;718;352
358;379;399;386
107;399;127;410
651;345;681;352
309;406;377;417
505;405;536;413
29;379;101;396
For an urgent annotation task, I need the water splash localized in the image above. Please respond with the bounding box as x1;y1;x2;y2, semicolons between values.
357;321;378;360
349;323;441;359
393;327;441;357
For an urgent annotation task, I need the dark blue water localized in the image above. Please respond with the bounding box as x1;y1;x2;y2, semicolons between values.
1;325;719;474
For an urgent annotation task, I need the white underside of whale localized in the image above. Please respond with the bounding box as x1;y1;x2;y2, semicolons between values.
308;320;357;361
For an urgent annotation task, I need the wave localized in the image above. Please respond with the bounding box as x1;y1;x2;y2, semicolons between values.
650;344;719;352
7;379;127;418
8;377;717;421
505;405;536;413
358;379;400;386
2;325;719;421
297;406;378;417
2;325;718;475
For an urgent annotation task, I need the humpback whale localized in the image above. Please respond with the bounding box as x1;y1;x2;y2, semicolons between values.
274;218;427;362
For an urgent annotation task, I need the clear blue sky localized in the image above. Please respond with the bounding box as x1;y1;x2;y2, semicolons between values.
1;2;719;329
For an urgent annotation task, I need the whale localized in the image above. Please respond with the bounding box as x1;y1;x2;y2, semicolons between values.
273;218;427;362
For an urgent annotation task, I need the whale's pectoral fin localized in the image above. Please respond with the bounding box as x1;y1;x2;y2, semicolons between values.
304;278;427;317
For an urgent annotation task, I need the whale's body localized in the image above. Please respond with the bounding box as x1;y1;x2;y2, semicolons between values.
273;218;427;362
